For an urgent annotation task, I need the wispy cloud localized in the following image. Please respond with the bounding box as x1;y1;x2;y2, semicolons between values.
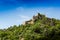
19;15;30;19
0;6;60;29
16;15;31;24
16;7;24;12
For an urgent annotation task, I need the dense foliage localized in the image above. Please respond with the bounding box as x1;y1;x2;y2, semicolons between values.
0;13;60;40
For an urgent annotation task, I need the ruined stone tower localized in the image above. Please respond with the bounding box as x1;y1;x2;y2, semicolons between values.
22;13;45;25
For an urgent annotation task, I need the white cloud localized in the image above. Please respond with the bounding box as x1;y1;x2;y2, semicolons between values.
19;15;30;19
19;15;31;21
16;7;24;12
16;15;31;24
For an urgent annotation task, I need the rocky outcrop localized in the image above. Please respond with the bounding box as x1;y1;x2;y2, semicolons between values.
22;13;55;26
23;19;34;25
22;13;45;25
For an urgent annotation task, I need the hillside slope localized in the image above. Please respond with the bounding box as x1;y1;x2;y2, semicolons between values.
0;13;60;40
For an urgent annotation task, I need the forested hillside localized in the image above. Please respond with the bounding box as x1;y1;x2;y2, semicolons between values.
0;13;60;40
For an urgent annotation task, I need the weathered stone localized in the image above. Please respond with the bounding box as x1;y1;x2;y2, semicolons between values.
22;13;45;25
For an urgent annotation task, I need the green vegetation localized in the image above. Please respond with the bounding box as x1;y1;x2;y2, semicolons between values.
0;13;60;40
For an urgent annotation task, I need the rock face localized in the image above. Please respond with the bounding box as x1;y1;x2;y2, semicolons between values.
32;13;45;21
22;13;55;26
23;19;34;25
22;13;45;25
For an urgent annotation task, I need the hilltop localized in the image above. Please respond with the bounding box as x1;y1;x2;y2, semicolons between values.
22;13;58;26
0;13;60;40
22;13;45;25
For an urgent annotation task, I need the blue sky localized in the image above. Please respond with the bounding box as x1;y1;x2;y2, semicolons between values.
0;0;60;29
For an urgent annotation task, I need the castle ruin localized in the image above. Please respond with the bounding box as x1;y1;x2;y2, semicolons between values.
22;13;45;25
